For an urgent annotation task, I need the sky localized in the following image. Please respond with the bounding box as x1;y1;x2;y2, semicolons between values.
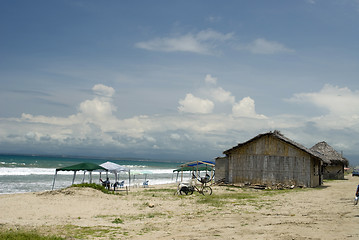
1;0;359;164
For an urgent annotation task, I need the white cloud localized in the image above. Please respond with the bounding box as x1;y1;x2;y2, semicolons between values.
288;84;359;116
79;98;115;118
1;82;359;161
195;29;233;41
79;84;117;123
92;84;115;97
135;35;208;54
170;133;181;140
178;93;214;114
287;84;359;129
202;74;235;104
239;38;295;54
209;87;236;104
205;74;217;85
25;131;37;141
135;29;233;55
232;97;267;119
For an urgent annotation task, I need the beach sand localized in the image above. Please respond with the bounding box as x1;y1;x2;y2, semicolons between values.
1;176;359;239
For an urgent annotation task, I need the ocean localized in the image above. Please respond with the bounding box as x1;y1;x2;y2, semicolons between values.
0;154;190;194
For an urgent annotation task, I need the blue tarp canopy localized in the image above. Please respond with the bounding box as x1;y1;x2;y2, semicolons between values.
173;166;212;172
175;160;215;182
181;160;215;167
174;161;215;172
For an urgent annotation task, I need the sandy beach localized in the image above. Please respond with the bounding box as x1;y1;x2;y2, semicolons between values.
1;176;359;239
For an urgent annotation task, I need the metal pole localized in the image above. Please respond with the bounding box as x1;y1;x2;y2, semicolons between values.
52;170;58;190
72;171;77;185
196;161;199;179
82;171;86;183
128;170;131;190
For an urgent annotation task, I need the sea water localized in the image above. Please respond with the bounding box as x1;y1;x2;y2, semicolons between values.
0;154;190;194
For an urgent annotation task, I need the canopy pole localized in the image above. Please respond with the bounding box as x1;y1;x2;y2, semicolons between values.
72;171;77;185
82;171;86;183
211;167;214;184
52;170;58;190
196;161;199;178
128;170;131;190
90;171;93;183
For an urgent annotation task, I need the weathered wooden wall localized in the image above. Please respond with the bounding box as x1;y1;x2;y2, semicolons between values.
226;135;321;187
324;165;344;180
215;157;228;182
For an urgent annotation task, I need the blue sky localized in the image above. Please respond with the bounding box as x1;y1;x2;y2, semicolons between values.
1;0;359;164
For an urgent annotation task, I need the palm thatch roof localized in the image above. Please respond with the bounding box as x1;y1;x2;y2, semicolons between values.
310;141;349;166
223;130;329;163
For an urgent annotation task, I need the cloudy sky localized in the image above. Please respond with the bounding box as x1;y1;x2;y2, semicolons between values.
1;1;359;164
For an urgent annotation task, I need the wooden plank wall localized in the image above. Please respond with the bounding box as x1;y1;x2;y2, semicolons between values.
227;135;320;187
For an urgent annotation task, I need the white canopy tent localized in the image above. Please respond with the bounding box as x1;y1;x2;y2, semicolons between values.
99;161;131;188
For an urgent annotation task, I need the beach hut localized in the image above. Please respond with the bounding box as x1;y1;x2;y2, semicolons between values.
52;162;106;190
99;161;131;187
217;130;327;188
310;141;349;180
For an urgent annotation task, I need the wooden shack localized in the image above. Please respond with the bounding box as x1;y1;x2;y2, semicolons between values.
310;141;349;180
216;131;326;188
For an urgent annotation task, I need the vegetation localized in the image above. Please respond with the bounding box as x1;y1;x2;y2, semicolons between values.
70;183;117;194
112;218;124;224
59;225;119;239
0;229;64;240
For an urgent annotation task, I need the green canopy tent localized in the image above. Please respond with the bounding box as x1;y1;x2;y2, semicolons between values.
52;162;107;190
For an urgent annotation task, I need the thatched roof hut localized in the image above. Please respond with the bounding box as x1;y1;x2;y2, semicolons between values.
310;141;349;180
310;141;349;166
